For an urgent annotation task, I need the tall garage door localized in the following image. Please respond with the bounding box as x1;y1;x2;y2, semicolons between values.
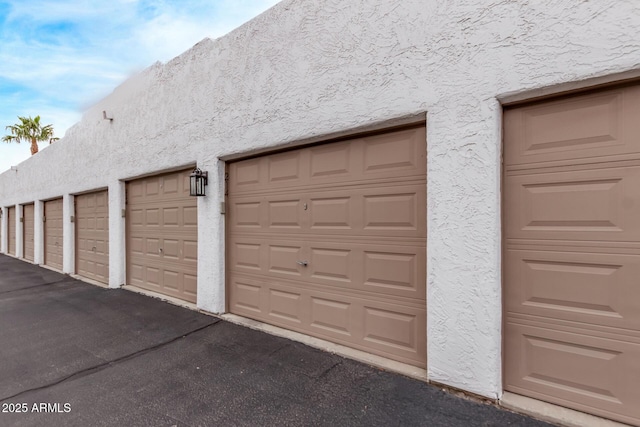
8;207;15;256
504;84;640;425
228;126;427;367
44;198;63;270
126;169;198;303
23;204;34;262
76;191;109;284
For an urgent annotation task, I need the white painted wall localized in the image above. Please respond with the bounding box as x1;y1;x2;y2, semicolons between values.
0;0;639;399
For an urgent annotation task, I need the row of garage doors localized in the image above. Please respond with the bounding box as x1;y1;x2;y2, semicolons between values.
3;203;47;265
2;83;638;425
227;85;638;424
0;198;95;274
1;172;197;303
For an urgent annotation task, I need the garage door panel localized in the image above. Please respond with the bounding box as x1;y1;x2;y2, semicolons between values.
184;274;197;296
145;178;160;196
23;204;34;261
143;238;160;256
269;289;304;324
231;182;426;238
231;277;263;314
505;85;640;167
128;181;143;197
146;267;160;287
159;257;198;272
268;150;302;184
129;208;144;226
76;191;109;284
229;127;426;194
309;142;351;179
183;240;198;261
268;244;303;276
129;263;144;283
506;249;640;330
229;272;426;366
162;207;179;226
97;262;108;280
363;250;422;295
129;237;143;254
506;166;640;241
163;239;179;259
7;207;16;255
234;202;263;229
269;199;304;229
505;85;640;425
44;199;63;270
231;237;425;300
130;177;191;203
96;217;107;231
361;128;425;176
505;323;640;421
363;306;417;350
310;296;351;337
309;247;351;283
162;174;179;195
126;169;197;302
145;208;160;226
95;239;107;255
363;192;420;232
229;126;426;368
233;158;262;190
232;242;263;271
183;206;197;226
163;270;179;290
309;196;351;229
134;237;198;263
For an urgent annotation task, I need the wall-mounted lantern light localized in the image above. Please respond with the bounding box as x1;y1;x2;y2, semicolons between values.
190;168;208;196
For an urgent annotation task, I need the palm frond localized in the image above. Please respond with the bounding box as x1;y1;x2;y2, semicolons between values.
2;115;57;147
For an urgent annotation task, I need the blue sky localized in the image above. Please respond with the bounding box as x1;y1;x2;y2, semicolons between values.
0;0;280;173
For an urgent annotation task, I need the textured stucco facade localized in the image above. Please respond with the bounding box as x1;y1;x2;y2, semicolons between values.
1;0;639;400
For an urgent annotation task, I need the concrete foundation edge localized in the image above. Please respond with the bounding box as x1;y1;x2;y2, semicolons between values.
500;392;631;427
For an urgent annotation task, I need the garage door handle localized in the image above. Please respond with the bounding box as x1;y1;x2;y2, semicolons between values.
92;246;96;252
296;260;308;267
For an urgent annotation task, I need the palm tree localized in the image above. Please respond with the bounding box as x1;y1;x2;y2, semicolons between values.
2;115;56;155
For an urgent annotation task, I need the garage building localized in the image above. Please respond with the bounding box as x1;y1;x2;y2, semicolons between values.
0;1;638;424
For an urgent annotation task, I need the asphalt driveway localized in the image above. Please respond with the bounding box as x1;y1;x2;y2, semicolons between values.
0;254;553;427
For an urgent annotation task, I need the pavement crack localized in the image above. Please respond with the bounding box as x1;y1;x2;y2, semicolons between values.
0;319;221;402
0;279;68;295
316;361;343;380
266;343;290;357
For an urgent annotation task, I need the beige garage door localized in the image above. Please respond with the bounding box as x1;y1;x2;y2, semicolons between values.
44;198;63;270
504;84;640;425
75;191;109;284
8;207;16;256
126;169;198;303
23;204;34;262
228;126;427;367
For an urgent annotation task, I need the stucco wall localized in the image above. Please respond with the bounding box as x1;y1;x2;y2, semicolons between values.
1;0;639;399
